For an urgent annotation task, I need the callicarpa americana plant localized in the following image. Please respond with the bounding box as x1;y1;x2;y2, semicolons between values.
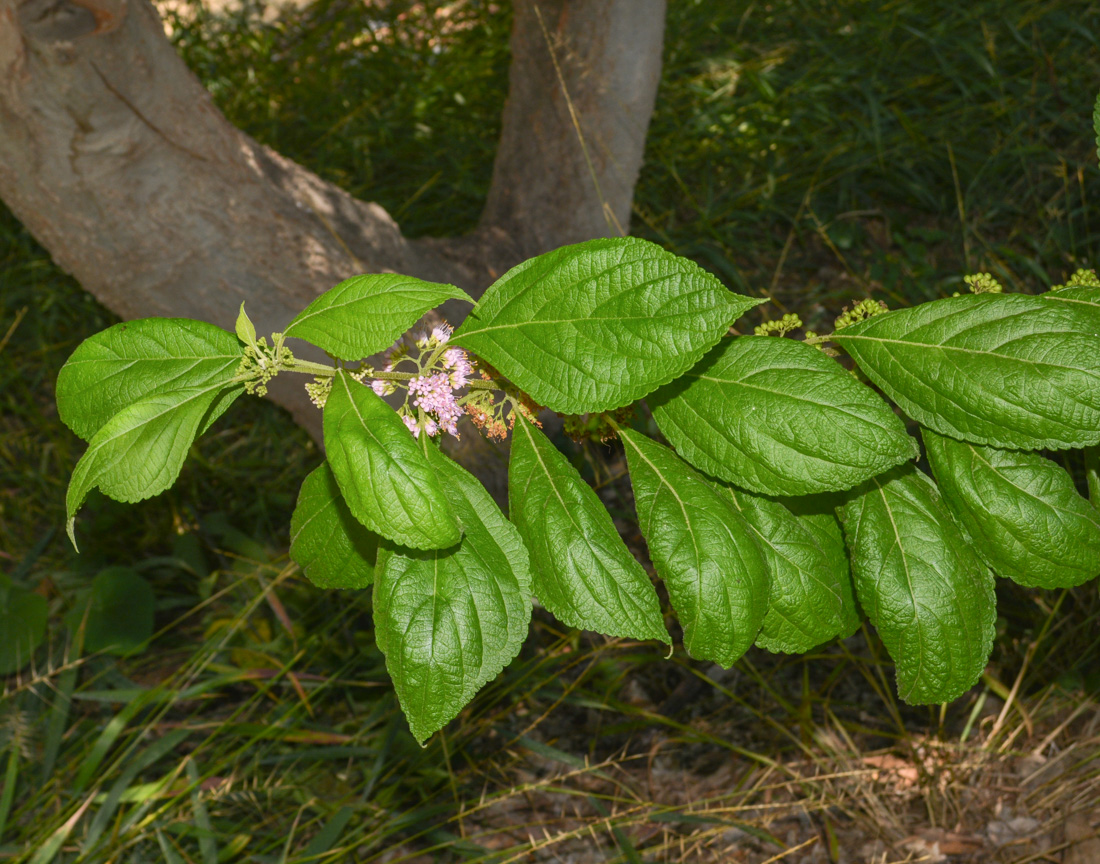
55;113;1100;744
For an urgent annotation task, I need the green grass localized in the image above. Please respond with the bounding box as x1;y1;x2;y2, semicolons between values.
3;0;1100;861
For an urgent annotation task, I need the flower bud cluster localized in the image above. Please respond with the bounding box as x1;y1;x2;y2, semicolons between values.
960;273;1003;295
238;337;291;397
754;313;803;337
834;298;888;331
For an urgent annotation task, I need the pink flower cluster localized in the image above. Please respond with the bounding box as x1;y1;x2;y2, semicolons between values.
408;372;463;437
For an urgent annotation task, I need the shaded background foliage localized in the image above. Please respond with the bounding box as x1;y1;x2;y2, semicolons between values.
1;1;1100;861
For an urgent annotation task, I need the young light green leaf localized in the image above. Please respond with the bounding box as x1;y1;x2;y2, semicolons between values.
453;237;762;414
66;383;243;549
323;369;460;550
375;444;532;743
0;575;48;675
784;494;862;638
650;335;917;496
235;302;258;347
922;428;1100;589
57;317;242;442
64;567;154;656
509;416;668;643
284;274;474;361
837;466;996;705
714;485;845;654
832;294;1100;450
290;462;379;589
619;427;768;667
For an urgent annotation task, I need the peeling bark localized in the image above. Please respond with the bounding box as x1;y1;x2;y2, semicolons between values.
0;0;664;489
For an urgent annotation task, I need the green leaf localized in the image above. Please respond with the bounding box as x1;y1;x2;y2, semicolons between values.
290;462;379;589
1087;447;1100;509
1041;284;1100;313
714;485;845;654
650;335;917;496
509;416;668;643
235;302;258;347
453;237;761;414
832;294;1100;450
66;383;242;549
56;318;242;442
784;494;862;638
922;428;1100;589
64;567;154;655
323;369;460;550
619;427;768;667
0;575;47;675
837;466;996;705
284;274;474;361
375;444;532;743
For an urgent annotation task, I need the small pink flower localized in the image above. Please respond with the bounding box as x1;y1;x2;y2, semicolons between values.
403;414;421;438
431;323;452;345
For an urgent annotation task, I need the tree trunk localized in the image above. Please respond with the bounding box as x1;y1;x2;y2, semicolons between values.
0;0;664;488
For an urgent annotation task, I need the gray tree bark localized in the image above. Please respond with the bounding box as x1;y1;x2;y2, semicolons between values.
0;0;665;482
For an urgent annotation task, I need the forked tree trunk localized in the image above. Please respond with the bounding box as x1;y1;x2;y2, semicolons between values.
0;0;664;484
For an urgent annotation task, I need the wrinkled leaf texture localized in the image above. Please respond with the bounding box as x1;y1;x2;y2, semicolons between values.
838;466;995;705
619;427;768;667
509;416;668;643
454;237;762;414
284;274;474;361
651;335;917;496
323;369;460;550
832;294;1100;450
923;428;1100;589
375;443;532;743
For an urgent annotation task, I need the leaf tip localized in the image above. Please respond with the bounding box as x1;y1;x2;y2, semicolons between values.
66;517;79;553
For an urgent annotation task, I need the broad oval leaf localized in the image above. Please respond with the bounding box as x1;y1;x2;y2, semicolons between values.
832;294;1100;450
0;575;48;675
619;428;768;667
838;466;996;705
375;444;532;743
324;369;460;550
57;317;242;442
714;485;845;654
923;428;1100;589
284;274;474;361
784;494;862;639
650;335;917;496
65;567;155;656
290;462;379;589
509;416;669;643
453;237;762;414
66;383;243;549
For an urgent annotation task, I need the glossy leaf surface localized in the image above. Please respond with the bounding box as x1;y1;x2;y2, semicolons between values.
375;445;532;743
651;335;916;496
284;274;474;361
509;417;668;643
620;428;768;666
716;486;844;653
290;462;379;589
1041;284;1100;312
454;237;761;413
838;466;995;704
833;294;1100;450
923;428;1100;589
57;318;241;442
324;370;460;550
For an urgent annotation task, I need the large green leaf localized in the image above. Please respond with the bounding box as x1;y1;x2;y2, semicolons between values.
65;567;155;655
324;370;460;550
453;237;761;414
784;494;862;639
619;427;768;667
1041;284;1100;313
290;462;379;589
837;466;996;705
509;417;668;643
375;444;532;743
0;575;48;675
650;335;917;496
57;318;242;442
66;383;242;549
714;486;844;653
923;428;1100;589
832;294;1100;450
283;274;473;361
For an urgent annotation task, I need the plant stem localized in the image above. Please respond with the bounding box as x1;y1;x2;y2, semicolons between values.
1085;446;1099;509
